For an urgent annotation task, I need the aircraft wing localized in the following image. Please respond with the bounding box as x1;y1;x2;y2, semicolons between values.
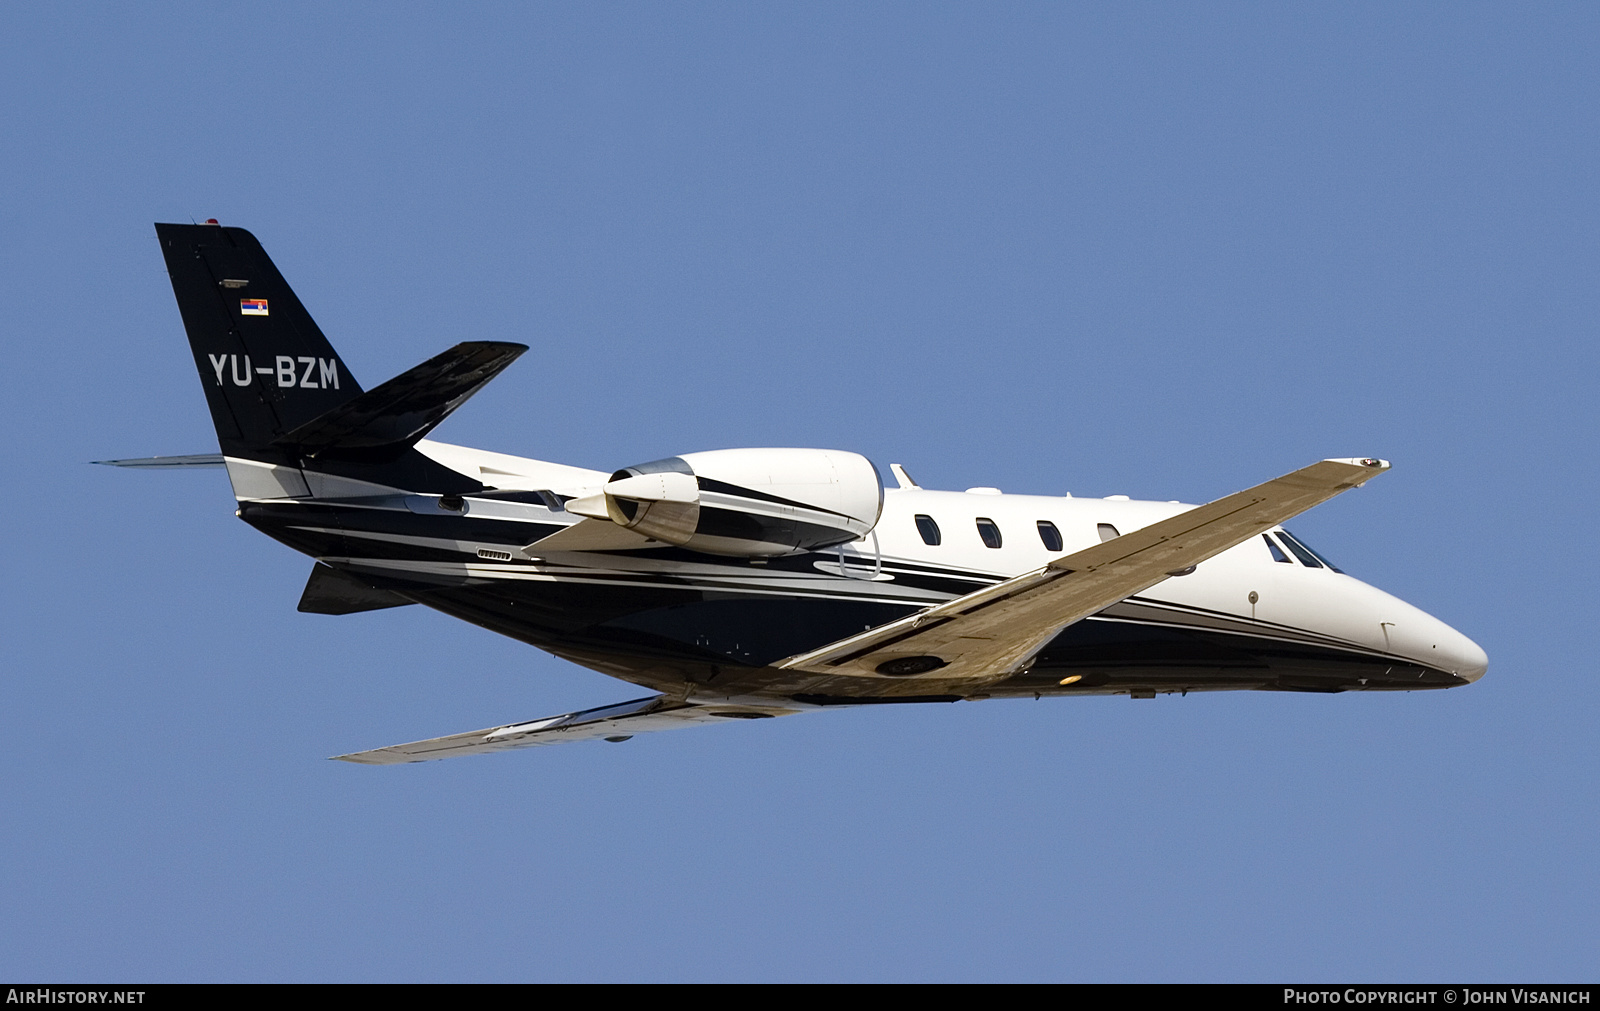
777;458;1390;682
333;695;804;764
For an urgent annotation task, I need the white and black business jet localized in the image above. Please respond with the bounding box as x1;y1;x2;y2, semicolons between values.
104;222;1488;763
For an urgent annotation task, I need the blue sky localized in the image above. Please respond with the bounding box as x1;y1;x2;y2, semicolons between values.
2;3;1596;981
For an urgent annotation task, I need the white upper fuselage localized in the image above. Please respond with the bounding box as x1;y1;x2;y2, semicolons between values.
871;485;1486;683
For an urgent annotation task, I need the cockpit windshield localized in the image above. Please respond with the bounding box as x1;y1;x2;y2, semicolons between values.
1279;529;1343;573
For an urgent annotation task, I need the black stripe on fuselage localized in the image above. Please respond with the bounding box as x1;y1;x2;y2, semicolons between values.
1116;593;1382;656
241;499;563;561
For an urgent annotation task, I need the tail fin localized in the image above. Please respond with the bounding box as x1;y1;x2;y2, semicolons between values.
155;222;362;461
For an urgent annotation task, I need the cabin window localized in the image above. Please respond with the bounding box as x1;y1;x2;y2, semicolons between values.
914;514;941;546
1273;530;1323;568
1097;523;1120;542
1280;529;1343;572
1263;534;1291;563
976;518;1003;549
1036;520;1063;551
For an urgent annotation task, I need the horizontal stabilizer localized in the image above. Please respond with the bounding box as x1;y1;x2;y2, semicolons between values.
298;563;414;615
94;454;225;469
333;695;804;764
276;341;528;459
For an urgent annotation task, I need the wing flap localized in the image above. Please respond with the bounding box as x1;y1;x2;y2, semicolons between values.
778;458;1389;681
333;695;803;764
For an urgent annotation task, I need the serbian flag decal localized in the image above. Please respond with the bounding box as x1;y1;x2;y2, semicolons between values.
240;298;269;316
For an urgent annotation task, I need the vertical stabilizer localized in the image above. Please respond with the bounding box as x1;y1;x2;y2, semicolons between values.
155;222;363;462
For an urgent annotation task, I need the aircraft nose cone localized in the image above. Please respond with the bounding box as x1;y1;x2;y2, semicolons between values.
1443;629;1490;683
1402;613;1488;683
1370;587;1489;683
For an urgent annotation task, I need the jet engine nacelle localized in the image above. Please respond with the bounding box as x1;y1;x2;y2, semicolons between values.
568;448;883;556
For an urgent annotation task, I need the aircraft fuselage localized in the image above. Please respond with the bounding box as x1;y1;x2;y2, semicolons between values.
236;440;1485;704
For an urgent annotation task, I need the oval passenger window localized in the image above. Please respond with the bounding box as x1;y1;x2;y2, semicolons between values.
976;518;1003;549
1036;521;1063;551
1097;523;1120;542
914;514;941;546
